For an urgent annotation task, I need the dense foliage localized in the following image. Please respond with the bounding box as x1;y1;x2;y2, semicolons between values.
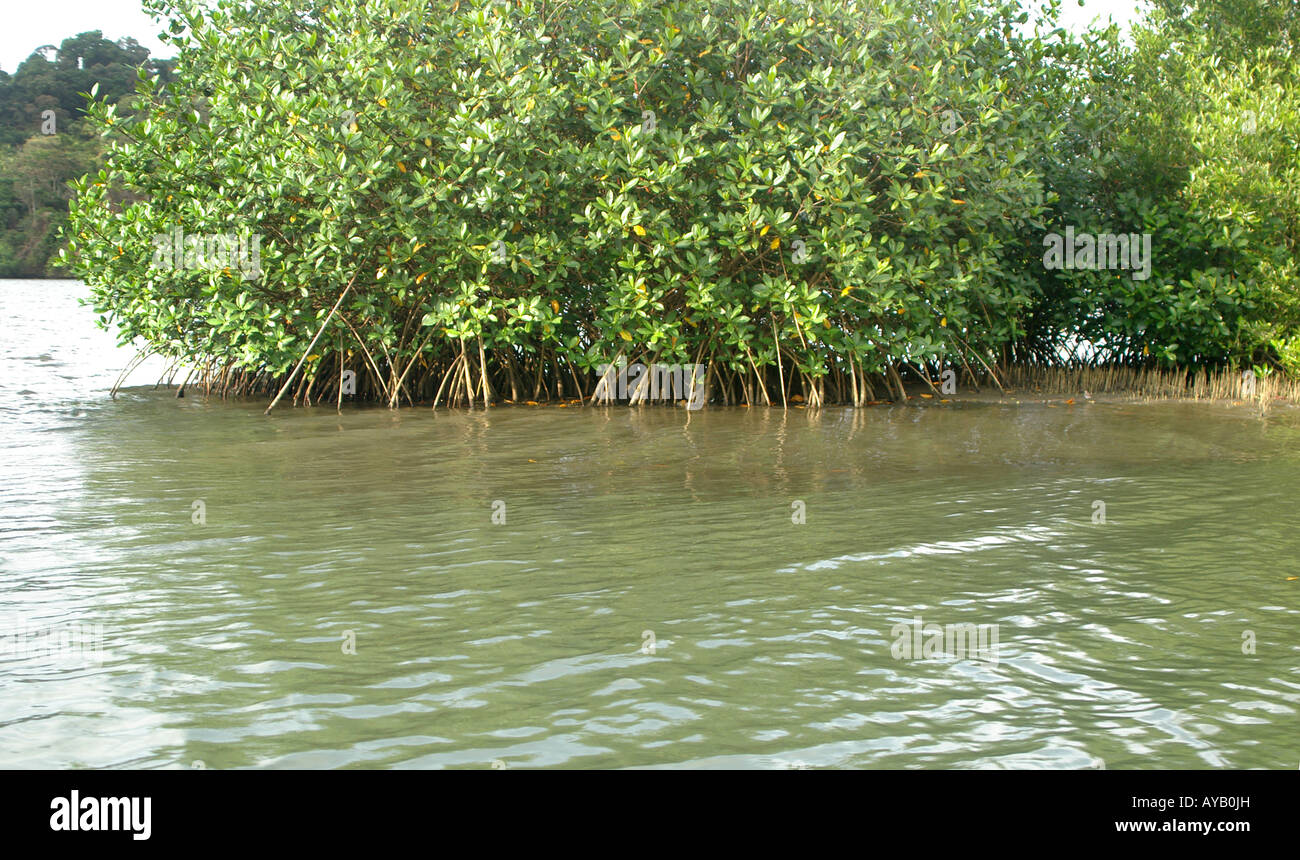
1024;0;1300;372
59;0;1300;406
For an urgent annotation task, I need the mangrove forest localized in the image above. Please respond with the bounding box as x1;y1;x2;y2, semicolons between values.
60;0;1300;408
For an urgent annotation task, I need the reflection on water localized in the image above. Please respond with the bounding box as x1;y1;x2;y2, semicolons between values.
1;280;1298;769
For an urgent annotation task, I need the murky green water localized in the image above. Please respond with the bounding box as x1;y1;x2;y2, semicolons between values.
2;279;1298;769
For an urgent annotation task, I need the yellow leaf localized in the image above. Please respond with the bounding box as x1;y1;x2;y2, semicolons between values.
841;285;853;297
619;330;633;341
424;137;432;147
920;393;933;399
378;97;388;107
550;299;559;313
638;38;653;45
769;237;780;250
698;48;711;57
940;317;947;326
397;161;407;173
760;224;770;237
415;272;428;284
952;198;966;204
611;130;622;141
632;225;646;236
307;354;320;361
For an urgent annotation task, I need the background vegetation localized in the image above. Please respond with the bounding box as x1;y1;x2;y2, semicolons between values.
0;31;173;276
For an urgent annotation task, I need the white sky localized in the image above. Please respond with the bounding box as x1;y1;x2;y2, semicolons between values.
0;0;1152;73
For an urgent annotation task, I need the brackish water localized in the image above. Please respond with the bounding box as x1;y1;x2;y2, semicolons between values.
1;279;1297;769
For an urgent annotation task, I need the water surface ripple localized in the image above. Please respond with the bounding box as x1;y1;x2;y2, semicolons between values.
1;280;1297;769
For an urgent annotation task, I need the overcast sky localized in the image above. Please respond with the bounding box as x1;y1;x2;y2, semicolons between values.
0;0;1152;74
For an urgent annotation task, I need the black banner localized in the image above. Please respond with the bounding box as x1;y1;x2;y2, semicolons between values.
1;769;1286;847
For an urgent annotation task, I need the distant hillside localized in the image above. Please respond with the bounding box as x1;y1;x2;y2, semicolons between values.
0;31;172;277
